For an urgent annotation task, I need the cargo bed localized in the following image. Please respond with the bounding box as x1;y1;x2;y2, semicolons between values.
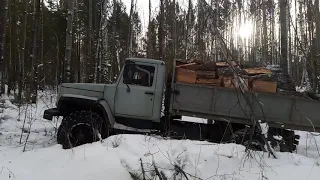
168;60;320;133
170;82;320;133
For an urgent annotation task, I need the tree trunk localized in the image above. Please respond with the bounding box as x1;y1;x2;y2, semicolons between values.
87;0;93;83
288;1;292;76
280;0;288;74
0;0;8;94
8;2;18;96
17;0;28;101
215;0;219;62
315;0;320;92
75;0;80;83
111;0;118;81
147;0;152;58
262;1;267;65
185;0;191;60
95;1;103;83
40;0;44;90
172;0;176;67
30;0;41;103
238;2;243;64
293;0;298;82
158;0;164;60
127;0;134;57
64;0;75;83
270;1;275;64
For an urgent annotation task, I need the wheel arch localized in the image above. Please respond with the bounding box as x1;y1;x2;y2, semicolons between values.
58;95;115;128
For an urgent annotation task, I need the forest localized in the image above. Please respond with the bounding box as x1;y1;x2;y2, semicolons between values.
0;0;320;102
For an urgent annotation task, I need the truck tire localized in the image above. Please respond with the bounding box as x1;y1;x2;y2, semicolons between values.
57;110;110;149
231;128;266;151
282;130;299;152
267;128;299;152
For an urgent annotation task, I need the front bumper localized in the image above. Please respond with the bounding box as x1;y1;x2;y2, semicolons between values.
43;108;61;120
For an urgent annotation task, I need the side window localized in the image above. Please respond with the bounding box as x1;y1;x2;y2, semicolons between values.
123;64;155;87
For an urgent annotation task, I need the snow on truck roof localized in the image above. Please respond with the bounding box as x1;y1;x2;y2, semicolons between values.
126;58;165;65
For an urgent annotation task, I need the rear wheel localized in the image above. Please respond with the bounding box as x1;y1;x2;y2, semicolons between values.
57;110;110;149
231;127;266;151
267;128;299;152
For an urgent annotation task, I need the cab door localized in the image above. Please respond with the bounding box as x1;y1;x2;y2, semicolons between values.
114;62;157;118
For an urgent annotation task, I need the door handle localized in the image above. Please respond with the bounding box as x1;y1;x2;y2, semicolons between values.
145;91;154;95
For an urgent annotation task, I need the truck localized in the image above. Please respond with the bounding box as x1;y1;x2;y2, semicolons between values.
43;57;320;152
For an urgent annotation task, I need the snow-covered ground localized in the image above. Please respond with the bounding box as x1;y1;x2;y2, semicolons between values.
0;92;320;180
0;91;58;150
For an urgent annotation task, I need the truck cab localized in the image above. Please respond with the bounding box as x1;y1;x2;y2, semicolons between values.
44;58;167;148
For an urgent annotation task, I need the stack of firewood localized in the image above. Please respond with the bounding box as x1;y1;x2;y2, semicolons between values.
175;60;242;88
175;60;299;95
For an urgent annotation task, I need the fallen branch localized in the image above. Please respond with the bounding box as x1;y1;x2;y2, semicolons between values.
140;158;146;180
174;164;189;180
153;160;166;180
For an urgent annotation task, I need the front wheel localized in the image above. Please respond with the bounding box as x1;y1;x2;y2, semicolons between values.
57;110;110;149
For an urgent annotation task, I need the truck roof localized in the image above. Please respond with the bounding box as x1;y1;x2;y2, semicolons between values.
126;58;165;65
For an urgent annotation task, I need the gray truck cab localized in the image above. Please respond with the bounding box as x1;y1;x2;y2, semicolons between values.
44;58;167;148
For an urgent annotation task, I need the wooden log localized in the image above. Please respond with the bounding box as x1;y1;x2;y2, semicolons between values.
175;67;197;84
175;59;193;66
176;63;201;71
220;76;249;90
216;66;245;77
244;67;272;75
176;62;197;68
196;78;220;86
220;76;235;88
199;61;217;71
216;61;237;67
176;60;188;66
252;80;277;93
196;71;217;79
248;71;296;92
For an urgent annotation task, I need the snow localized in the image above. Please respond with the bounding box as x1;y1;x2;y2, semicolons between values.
0;91;58;150
1;91;320;180
296;86;308;92
0;134;319;180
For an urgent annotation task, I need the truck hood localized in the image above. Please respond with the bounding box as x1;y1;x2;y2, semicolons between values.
61;83;105;92
56;83;106;107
